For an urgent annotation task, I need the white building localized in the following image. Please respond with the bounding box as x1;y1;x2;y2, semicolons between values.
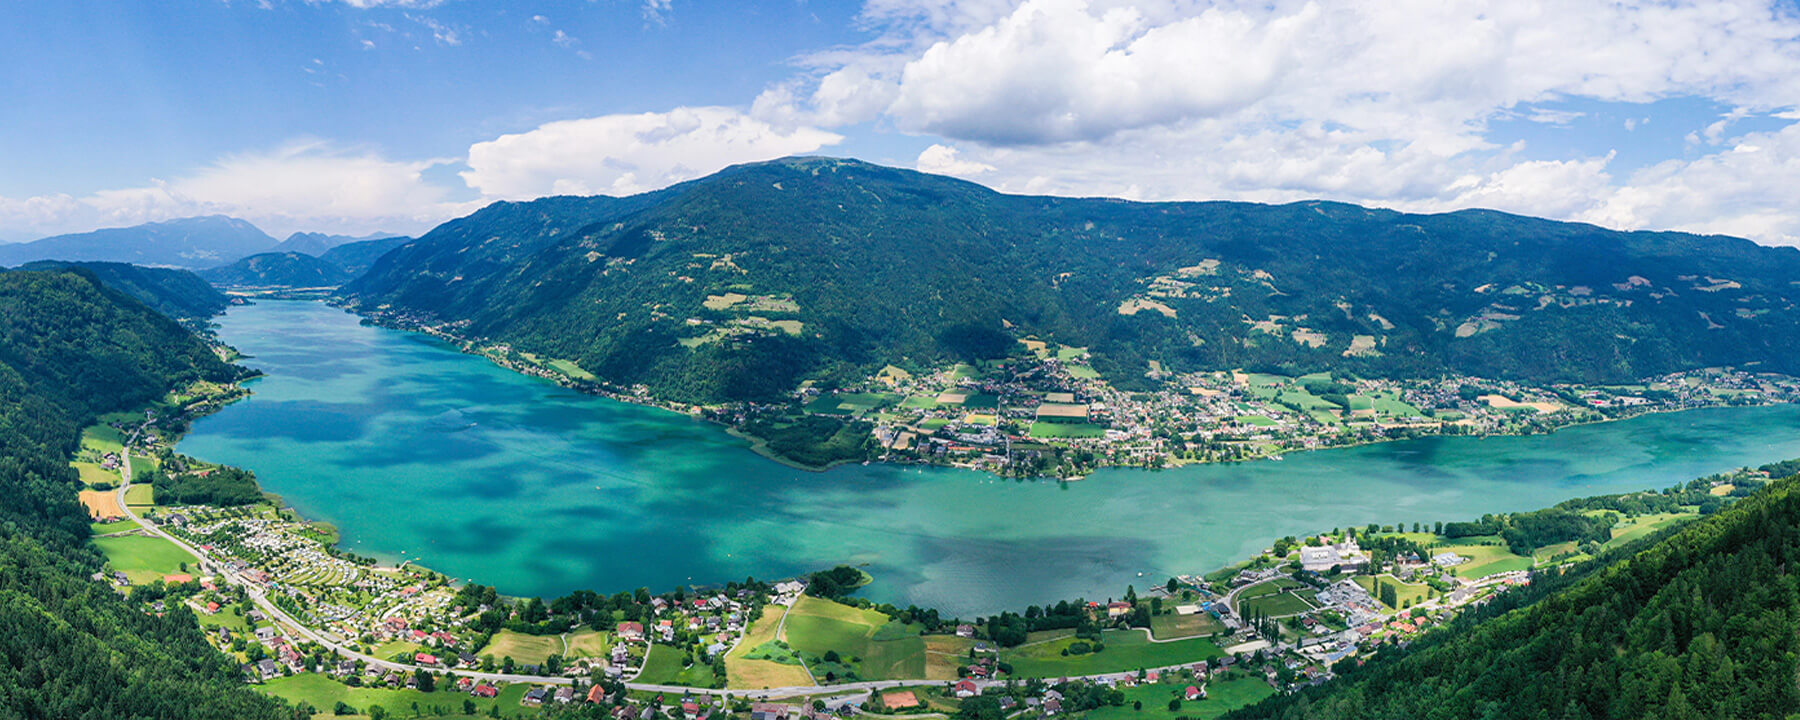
1300;539;1369;572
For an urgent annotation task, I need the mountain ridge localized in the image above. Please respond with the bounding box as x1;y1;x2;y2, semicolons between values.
340;156;1800;403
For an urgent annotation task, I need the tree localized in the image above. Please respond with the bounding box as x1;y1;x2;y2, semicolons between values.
413;668;435;692
1168;699;1182;711
367;707;388;720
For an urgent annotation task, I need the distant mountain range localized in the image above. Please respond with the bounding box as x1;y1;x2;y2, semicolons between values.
198;251;353;288
0;215;276;269
342;156;1800;403
269;230;405;258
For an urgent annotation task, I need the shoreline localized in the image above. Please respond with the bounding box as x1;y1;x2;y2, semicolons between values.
327;299;1798;480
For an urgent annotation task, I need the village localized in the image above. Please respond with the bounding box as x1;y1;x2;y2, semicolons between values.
783;340;1800;476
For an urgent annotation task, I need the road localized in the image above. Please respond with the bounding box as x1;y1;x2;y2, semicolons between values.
107;429;1219;701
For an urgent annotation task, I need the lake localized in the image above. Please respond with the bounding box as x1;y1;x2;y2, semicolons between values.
181;300;1800;617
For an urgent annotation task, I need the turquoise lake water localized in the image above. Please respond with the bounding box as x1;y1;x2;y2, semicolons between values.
181;300;1800;616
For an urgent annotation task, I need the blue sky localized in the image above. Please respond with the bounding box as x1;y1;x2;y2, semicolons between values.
5;0;1800;245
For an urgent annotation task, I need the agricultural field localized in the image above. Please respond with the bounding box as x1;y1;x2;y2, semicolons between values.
81;425;126;455
727;606;814;689
258;673;533;719
921;634;977;681
565;629;612;659
1239;593;1313;617
1029;421;1108;439
90;517;140;535
480;629;563;665
74;462;118;487
1084;675;1277;720
781;596;925;681
79;489;125;520
1000;629;1222;678
1149;613;1224;639
123;484;154;506
95;533;196;584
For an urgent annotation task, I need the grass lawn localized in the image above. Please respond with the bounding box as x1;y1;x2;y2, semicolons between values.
1606;512;1694;549
90;517;141;535
196;604;251;632
75;462;119;487
82;425;125;455
1029;421;1108;439
1234;415;1278;427
1149;613;1223;639
922;634;977;681
479;630;562;665
1067;365;1102;380
727;605;814;689
635;643;716;687
900;395;939;409
547;359;597;381
372;640;426;660
1435;540;1534;578
1001;629;1222;678
782;596;924;681
94;534;195;584
1371;394;1423;417
1085;676;1276;720
564;629;611;658
1237;577;1302;599
1055;346;1088;362
258;673;534;718
1353;575;1432;610
1239;593;1312;617
123;484;154;506
918;418;951;431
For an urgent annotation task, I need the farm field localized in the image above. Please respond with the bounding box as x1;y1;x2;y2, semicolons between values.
1000;629;1222;678
564;629;612;658
1239;592;1313;617
1084;676;1277;720
1029;421;1107;439
123;484;154;506
75;462;118;487
79;489;125;519
921;634;977;681
480;630;563;665
727;606;814;689
82;425;125;455
1149;612;1223;639
90;517;140;535
781;596;925;681
94;533;195;584
258;673;532;719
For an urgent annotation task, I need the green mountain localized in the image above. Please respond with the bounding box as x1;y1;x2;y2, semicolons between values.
200;251;354;288
344;157;1800;404
1230;469;1800;720
315;234;412;276
0;215;276;269
0;268;289;719
19;260;229;320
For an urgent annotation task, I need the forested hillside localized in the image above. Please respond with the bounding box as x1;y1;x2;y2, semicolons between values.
344;157;1800;404
19;260;229;320
316;234;410;276
0;268;292;719
199;250;353;288
1229;470;1800;720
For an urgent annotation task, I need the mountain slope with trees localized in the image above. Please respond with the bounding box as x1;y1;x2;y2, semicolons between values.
200;251;354;288
0;267;291;719
1229;468;1800;720
19;260;229;320
343;157;1800;404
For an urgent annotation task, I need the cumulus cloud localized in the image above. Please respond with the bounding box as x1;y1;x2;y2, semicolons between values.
916;144;995;176
748;0;1800;245
0;141;473;241
461;107;842;199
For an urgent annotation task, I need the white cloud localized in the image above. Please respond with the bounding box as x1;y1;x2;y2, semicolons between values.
1581;123;1800;245
916;144;995;176
643;0;673;24
0;141;473;241
461;107;843;199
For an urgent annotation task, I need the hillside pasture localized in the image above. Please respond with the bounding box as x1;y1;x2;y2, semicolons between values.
782;596;924;681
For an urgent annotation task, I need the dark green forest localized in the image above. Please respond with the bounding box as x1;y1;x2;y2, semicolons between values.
199;251;353;288
1228;469;1800;720
344;157;1800;405
0;268;293;719
18;261;228;321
